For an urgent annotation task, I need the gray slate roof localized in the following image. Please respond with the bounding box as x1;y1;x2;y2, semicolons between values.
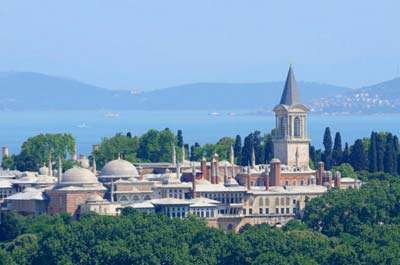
279;66;300;105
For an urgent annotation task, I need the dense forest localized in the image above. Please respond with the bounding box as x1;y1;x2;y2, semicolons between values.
0;173;399;264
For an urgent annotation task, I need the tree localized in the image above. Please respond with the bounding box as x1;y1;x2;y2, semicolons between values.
9;134;75;171
332;163;356;179
349;139;367;171
368;132;378;172
233;135;242;164
253;131;264;164
177;130;183;148
94;133;139;168
241;133;254;166
323;127;333;170
342;142;350;163
264;134;273;163
332;132;343;166
383;133;397;175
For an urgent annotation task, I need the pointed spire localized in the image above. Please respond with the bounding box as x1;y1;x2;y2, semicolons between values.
58;156;62;184
191;162;197;198
92;155;97;175
230;145;235;165
280;65;300;106
48;153;53;177
251;148;256;168
172;144;177;165
181;145;185;163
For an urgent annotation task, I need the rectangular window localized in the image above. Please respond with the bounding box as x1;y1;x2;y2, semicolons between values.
280;208;284;214
249;209;253;215
275;208;279;214
243;209;247;215
259;208;263;214
286;208;289;214
265;208;269;214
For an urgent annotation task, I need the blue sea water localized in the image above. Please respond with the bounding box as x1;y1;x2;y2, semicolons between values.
0;110;399;156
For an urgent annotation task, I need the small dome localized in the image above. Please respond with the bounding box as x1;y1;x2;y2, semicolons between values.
270;158;281;164
86;193;104;203
39;166;49;175
101;159;138;177
61;167;98;185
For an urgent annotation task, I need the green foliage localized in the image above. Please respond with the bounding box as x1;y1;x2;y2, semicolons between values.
4;133;75;171
332;163;356;179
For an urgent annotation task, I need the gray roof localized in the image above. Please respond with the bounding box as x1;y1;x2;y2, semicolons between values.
279;66;300;105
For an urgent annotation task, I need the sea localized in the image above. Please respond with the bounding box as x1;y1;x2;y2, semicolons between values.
1;110;399;156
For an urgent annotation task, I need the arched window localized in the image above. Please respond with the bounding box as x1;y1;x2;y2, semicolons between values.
294;117;301;137
279;117;285;137
259;197;264;206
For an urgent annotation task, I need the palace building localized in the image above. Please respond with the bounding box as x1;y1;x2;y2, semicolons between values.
1;66;360;231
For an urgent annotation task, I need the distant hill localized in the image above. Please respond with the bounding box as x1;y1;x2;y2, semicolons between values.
310;77;400;114
0;71;350;111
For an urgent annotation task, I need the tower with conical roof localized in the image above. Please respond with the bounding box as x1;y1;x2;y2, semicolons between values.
272;66;310;168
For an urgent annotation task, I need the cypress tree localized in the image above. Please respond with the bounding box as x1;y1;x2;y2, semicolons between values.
368;132;378;172
234;135;242;164
323;127;333;169
384;133;397;175
177;130;183;148
376;133;385;172
342;142;350;163
253;131;264;164
349;139;367;171
241;133;254;166
264;134;273;163
332;132;343;166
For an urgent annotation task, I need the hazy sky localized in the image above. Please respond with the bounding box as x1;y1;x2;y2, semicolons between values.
0;1;399;90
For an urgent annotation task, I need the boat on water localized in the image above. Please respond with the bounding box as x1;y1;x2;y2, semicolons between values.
76;123;88;128
209;112;220;116
104;112;120;118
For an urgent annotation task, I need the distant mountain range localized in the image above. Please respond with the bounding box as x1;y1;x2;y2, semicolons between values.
0;71;399;114
310;77;400;114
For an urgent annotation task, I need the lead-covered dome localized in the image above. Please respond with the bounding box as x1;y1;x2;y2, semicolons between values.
61;167;99;185
101;159;139;177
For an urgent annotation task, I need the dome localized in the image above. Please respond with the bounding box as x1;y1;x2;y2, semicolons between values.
86;193;104;203
101;159;138;177
39;166;49;175
61;167;98;185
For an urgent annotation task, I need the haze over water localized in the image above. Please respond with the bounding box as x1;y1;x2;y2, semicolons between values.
1;110;398;156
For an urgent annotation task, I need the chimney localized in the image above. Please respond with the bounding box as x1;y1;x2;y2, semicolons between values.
230;145;235;165
72;144;78;161
2;146;9;158
48;153;53;177
213;153;219;184
334;171;341;189
92;155;97;175
246;167;251;190
270;159;281;186
191;163;197;198
264;165;269;191
172;144;177;165
224;163;228;185
58;156;62;184
316;162;324;185
251;148;256;169
181;145;185;163
201;157;208;180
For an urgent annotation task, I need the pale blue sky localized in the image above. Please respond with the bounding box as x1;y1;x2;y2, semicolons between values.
0;0;399;90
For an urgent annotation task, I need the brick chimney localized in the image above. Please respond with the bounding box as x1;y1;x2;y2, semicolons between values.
201;157;208;180
270;159;281;186
316;161;324;185
264;166;269;191
246;167;251;190
334;171;341;189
